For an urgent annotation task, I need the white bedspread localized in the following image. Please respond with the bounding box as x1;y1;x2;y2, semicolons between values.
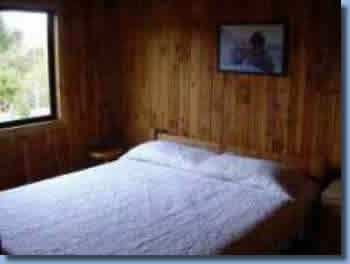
0;158;291;255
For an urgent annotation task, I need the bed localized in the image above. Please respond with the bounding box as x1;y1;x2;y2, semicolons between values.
0;130;324;256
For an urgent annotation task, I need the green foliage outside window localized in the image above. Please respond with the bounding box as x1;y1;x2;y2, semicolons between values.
0;14;49;120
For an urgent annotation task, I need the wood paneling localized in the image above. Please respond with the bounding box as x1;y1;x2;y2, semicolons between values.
0;0;341;190
115;0;341;168
0;0;119;190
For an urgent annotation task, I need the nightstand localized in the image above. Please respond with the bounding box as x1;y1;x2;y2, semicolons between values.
89;147;124;164
318;180;342;255
322;180;342;207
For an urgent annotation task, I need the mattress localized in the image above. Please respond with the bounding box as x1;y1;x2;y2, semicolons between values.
0;141;315;255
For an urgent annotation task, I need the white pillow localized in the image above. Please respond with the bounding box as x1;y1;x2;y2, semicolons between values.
198;153;290;195
121;140;217;170
196;153;289;194
197;153;279;182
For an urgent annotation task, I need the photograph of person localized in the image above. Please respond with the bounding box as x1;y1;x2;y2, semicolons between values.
218;24;286;75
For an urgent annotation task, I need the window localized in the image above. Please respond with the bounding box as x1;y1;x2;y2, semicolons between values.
0;9;57;129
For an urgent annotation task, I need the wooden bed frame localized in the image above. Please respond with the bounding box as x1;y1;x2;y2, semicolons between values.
150;128;324;254
150;128;222;153
1;129;323;256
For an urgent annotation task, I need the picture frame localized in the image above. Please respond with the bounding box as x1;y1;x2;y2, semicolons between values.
217;24;287;76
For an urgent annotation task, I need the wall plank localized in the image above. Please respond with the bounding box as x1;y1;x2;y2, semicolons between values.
115;0;340;168
0;0;340;191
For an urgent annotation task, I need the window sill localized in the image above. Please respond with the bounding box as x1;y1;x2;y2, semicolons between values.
0;119;64;138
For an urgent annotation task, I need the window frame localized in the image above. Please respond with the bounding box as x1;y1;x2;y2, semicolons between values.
0;7;58;130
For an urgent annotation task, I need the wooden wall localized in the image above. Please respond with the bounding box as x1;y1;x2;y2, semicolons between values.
115;0;341;168
0;0;119;190
0;0;341;190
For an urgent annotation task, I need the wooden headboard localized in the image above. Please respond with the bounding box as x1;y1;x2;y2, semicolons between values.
150;128;327;185
150;128;221;153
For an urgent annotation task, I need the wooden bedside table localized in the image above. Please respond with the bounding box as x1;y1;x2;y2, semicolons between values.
89;147;124;164
318;179;342;255
322;180;342;207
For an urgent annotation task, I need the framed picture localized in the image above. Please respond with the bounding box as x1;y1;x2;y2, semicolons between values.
217;24;287;76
